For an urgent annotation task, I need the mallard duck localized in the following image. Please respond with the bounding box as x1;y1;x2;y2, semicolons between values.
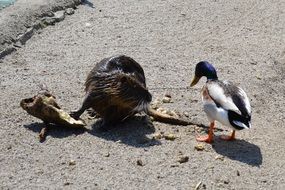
190;61;251;143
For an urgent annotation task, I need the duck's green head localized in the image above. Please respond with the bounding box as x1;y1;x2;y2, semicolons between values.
190;61;218;87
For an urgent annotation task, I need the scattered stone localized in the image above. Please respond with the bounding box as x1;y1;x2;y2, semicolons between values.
103;152;110;157
152;133;162;139
164;93;171;98
54;10;65;22
136;159;144;166
162;96;171;103
194;144;205;151
223;179;230;184
42;17;56;25
177;155;189;163
237;170;240;176
164;134;177;141
64;182;72;186
65;8;75;15
85;23;92;27
69;160;76;166
170;164;179;167
151;99;160;109
7;145;12;150
215;155;224;161
256;75;262;80
116;140;122;143
183;111;190;117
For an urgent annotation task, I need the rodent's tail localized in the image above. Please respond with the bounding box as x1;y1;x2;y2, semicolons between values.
147;108;194;126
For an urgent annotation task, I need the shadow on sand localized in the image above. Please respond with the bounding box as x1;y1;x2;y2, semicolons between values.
212;138;262;167
23;122;86;142
23;115;161;147
87;115;161;148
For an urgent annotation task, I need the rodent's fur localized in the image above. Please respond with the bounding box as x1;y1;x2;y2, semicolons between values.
71;55;192;128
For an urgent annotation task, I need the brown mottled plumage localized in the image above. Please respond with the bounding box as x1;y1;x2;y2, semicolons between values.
71;55;191;129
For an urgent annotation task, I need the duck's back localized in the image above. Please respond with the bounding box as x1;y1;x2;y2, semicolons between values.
206;80;251;118
83;55;152;122
86;55;146;89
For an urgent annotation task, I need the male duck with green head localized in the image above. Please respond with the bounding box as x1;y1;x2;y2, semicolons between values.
191;61;251;143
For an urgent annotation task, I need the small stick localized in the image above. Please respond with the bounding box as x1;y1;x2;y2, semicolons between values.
39;123;49;142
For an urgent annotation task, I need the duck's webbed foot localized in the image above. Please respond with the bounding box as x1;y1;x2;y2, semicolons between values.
196;134;214;143
220;130;236;141
196;121;215;143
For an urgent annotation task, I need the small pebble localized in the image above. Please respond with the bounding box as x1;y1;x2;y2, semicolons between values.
85;22;91;27
152;133;162;139
164;134;177;141
53;10;65;22
215;155;224;161
170;164;179;167
194;144;205;151
183;112;190;117
177;155;189;163
65;8;75;15
69;160;76;166
103;152;110;157
164;93;171;98
223;180;230;184
64;182;71;186
136;159;144;166
151;100;160;109
237;170;240;176
162;96;171;103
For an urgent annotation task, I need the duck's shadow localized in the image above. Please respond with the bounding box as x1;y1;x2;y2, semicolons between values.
212;138;262;167
87;115;161;147
23;122;86;141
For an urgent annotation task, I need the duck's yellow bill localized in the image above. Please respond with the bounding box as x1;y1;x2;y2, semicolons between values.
190;76;200;87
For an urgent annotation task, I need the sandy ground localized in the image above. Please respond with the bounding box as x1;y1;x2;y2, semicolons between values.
1;0;285;189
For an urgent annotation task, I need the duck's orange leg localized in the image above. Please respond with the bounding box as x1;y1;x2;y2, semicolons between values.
220;130;236;141
196;122;215;143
